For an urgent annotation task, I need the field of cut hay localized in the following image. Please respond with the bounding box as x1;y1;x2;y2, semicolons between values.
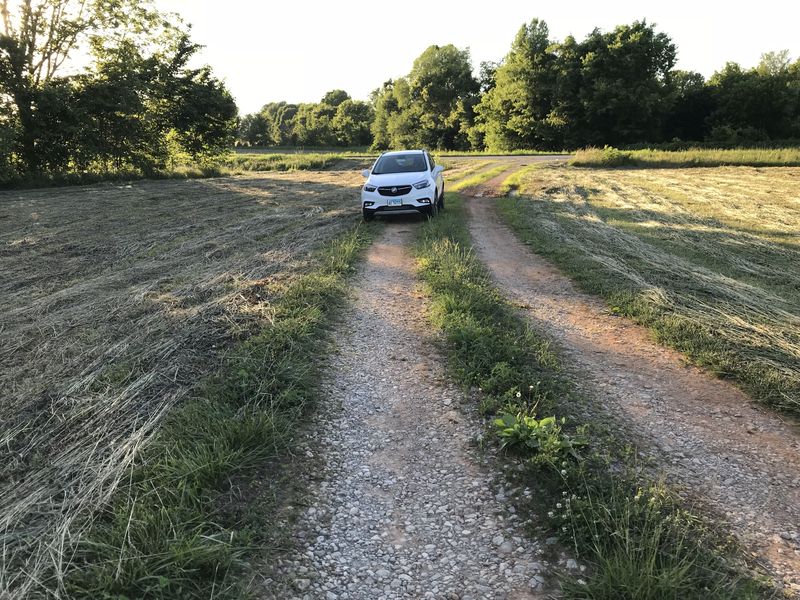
0;170;362;596
498;165;800;414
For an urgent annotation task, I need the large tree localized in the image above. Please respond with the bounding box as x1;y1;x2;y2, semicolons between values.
370;45;478;150
0;0;158;171
1;1;236;175
575;21;676;145
474;19;557;150
707;52;800;141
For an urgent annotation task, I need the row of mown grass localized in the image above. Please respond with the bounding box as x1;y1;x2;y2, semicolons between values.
571;146;800;168
495;165;800;415
414;194;765;599
63;225;375;598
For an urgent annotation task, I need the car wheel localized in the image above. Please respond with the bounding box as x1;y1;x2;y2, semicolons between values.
363;207;375;221
438;188;445;210
428;201;438;218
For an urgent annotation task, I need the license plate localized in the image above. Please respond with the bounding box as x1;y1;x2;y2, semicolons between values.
389;197;402;206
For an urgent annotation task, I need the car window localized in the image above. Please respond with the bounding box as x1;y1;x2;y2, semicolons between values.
372;153;427;174
426;153;435;171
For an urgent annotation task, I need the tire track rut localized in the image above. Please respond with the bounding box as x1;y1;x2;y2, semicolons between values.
466;189;800;594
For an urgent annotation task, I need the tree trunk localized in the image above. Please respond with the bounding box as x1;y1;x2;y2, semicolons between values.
13;88;39;174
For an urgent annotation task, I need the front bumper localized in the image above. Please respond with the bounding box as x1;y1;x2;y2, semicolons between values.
361;187;433;215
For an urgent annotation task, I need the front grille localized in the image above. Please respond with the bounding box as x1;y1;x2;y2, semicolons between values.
378;185;412;197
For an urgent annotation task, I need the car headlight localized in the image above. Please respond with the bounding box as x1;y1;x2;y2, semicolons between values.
364;184;376;192
412;179;431;189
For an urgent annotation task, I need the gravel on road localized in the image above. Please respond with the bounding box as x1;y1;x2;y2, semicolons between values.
261;223;558;600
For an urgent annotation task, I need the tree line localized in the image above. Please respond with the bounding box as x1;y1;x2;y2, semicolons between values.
238;19;800;151
0;0;237;184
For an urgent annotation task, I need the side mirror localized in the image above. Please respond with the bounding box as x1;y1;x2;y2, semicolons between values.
361;169;371;178
432;165;444;176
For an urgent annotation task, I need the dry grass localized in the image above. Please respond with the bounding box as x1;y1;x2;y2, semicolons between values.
0;170;363;597
498;165;800;413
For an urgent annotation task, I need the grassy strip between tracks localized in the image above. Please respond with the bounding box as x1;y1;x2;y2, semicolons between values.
413;194;767;600
448;164;511;193
62;224;376;599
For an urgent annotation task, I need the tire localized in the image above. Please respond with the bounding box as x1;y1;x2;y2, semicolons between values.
427;200;438;218
438;187;445;210
363;207;375;221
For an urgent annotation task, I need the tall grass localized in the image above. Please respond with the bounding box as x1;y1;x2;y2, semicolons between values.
63;226;375;598
415;194;763;599
224;152;364;172
571;146;800;168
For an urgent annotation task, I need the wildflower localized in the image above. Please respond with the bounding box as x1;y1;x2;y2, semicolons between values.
556;503;562;509
515;391;521;398
547;511;554;518
560;469;567;476
562;526;567;532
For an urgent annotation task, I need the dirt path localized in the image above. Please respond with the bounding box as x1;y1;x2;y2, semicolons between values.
263;224;554;599
466;182;800;593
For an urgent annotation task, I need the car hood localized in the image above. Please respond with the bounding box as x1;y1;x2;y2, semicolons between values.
367;172;428;187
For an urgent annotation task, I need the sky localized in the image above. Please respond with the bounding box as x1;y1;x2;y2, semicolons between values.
157;0;800;115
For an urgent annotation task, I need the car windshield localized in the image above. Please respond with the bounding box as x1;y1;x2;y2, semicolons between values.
372;153;427;174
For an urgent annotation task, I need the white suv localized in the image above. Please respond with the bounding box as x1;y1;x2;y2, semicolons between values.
361;150;444;220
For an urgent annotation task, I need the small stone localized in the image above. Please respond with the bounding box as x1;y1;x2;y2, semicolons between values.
491;534;505;546
295;579;311;591
566;558;579;570
528;575;546;591
498;541;514;554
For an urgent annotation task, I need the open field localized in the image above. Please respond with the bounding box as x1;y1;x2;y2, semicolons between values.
572;146;800;168
497;164;800;414
0;170;365;596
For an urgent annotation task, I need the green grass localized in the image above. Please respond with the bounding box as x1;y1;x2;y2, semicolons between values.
495;165;800;415
63;225;376;599
414;194;566;416
0;152;368;190
432;149;570;156
232;145;371;154
571;146;800;168
498;164;542;195
0;163;229;190
415;194;764;599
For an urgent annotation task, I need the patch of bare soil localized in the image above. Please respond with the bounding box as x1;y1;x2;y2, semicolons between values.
466;187;800;594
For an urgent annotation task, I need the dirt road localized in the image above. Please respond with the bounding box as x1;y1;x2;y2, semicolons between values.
263;224;553;599
465;171;800;593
